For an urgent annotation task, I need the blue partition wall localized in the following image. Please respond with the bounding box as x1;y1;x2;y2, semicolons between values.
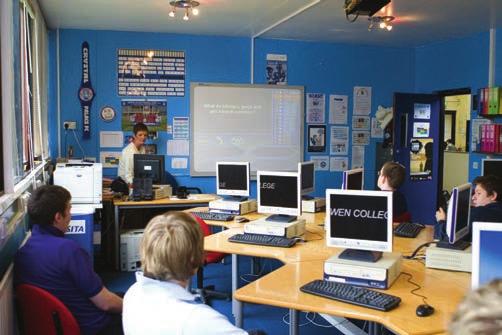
50;29;415;197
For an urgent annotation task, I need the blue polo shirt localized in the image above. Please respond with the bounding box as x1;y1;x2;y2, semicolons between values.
14;224;110;335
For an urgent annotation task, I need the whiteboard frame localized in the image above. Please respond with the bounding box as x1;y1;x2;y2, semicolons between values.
190;82;305;177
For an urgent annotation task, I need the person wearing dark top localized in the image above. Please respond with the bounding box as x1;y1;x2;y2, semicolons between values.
435;175;502;241
14;185;123;335
377;161;408;218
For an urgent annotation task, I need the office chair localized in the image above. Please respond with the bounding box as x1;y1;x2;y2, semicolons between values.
16;284;80;335
165;170;203;195
394;211;412;223
191;214;231;305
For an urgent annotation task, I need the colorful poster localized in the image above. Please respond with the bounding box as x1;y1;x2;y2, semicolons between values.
352;116;370;130
266;54;287;85
118;49;185;96
409;138;433;181
100;151;121;168
308;125;326;152
352;131;370;145
413;122;430;138
121;99;167;132
306;93;326;124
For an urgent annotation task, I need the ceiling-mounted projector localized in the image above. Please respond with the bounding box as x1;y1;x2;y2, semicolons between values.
344;0;390;17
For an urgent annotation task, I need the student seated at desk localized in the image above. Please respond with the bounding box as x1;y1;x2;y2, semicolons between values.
377;161;408;219
123;211;263;335
14;185;123;335
435;175;502;241
449;279;502;335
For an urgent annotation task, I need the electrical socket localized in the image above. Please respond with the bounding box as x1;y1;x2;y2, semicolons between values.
63;121;77;130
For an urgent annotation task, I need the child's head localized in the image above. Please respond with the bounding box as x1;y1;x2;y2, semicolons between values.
140;211;204;283
378;162;405;191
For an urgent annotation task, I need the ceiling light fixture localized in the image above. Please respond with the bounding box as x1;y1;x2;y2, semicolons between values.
168;0;200;21
368;15;394;31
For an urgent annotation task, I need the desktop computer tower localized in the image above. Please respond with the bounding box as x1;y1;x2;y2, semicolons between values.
120;229;144;271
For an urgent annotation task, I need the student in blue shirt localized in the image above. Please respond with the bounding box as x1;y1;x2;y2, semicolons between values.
14;185;123;335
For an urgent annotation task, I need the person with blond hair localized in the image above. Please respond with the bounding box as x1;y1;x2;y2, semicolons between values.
449;279;502;334
122;211;249;335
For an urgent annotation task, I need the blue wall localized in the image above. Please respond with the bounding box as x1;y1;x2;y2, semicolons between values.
51;29;415;197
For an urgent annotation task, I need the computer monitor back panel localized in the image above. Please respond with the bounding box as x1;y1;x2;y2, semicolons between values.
342;168;364;190
326;189;392;252
482;158;502;179
216;162;250;197
133;154;165;184
299;161;315;195
257;171;300;217
472;221;502;289
446;183;471;244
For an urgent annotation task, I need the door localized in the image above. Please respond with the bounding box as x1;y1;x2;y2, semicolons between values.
393;93;441;225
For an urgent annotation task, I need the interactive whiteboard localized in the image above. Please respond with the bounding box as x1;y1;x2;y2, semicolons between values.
190;83;304;176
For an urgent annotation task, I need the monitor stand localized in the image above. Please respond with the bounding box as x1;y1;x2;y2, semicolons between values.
338;249;382;263
265;214;297;223
301;195;314;200
436;239;470;250
222;195;248;202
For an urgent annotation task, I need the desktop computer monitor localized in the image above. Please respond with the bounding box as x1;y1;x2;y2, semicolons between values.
216;161;250;200
482;158;502;179
133;154;165;184
257;170;300;223
326;189;393;262
439;183;471;250
342;168;364;190
298;161;315;196
472;221;502;289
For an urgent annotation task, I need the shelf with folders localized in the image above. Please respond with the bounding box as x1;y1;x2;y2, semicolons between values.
478;87;502;116
474;123;502;154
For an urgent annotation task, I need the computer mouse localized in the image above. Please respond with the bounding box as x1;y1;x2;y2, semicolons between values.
416;304;434;317
235;217;249;223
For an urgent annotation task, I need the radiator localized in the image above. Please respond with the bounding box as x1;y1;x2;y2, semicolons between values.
0;264;15;335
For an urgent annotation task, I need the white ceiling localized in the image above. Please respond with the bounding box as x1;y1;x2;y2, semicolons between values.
38;0;502;47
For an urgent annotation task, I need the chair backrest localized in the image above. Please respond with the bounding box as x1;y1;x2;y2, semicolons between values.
191;214;226;264
394;211;412;223
16;284;80;335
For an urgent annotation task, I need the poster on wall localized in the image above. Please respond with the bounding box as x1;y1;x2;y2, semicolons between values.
352;116;370;130
307;125;326;152
330;157;348;172
266;54;287;85
413;122;430;138
100;151;121;168
306;93;326;124
409;138;433;181
310;156;329;171
351;146;364;169
413;103;431;119
353;86;372;115
330;126;349;155
329;94;348;124
121;99;167;132
118;49;185;96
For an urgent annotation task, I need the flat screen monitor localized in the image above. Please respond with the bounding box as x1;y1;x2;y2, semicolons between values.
257;170;300;222
482;158;502;179
440;183;471;249
342;168;364;190
298;161;315;195
326;189;392;262
472;221;502;289
216;161;250;200
133;154;165;184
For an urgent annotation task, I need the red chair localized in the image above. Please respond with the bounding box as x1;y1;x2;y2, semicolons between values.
191;214;231;304
394;211;412;223
16;284;80;335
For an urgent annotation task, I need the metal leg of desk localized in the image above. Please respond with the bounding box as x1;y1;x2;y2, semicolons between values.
289;309;298;335
232;254;241;322
368;321;382;335
114;205;120;271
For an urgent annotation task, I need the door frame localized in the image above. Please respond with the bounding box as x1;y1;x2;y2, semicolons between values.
434;87;471;203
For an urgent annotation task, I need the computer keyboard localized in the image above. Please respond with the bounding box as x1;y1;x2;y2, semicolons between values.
228;233;297;248
300;280;401;312
394;222;425;238
191;211;235;221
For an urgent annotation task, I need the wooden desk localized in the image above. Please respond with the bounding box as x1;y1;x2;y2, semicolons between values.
113;194;218;269
205;219;469;335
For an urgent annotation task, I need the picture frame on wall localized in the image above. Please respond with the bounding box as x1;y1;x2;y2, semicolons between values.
308;125;326;152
